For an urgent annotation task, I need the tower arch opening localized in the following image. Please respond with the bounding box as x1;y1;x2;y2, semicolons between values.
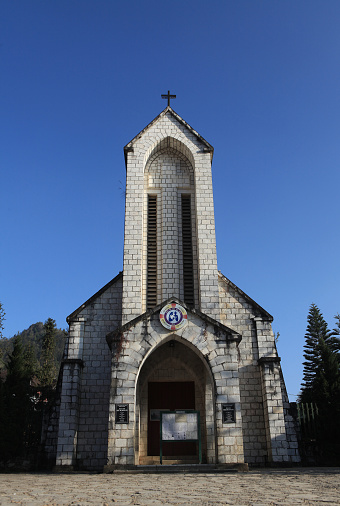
143;136;196;171
143;139;199;310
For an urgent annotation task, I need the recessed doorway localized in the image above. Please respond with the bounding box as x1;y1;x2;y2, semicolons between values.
136;338;215;465
148;381;196;456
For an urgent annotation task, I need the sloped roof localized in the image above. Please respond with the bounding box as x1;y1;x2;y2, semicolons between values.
124;106;214;166
218;271;273;322
66;272;123;323
106;296;241;350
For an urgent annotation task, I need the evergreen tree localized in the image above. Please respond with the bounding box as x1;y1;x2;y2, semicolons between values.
332;314;340;356
0;335;33;459
300;304;340;463
0;302;5;367
0;318;66;464
0;321;67;372
0;301;5;339
24;341;39;379
39;318;57;397
300;304;331;402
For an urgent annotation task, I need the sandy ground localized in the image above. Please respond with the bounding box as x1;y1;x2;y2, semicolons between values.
0;468;339;505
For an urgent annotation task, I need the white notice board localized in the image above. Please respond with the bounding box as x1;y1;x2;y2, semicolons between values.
161;412;198;441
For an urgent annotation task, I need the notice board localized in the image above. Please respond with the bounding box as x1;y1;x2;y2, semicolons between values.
160;411;201;464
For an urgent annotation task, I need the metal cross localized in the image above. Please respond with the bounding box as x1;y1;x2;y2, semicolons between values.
161;90;176;106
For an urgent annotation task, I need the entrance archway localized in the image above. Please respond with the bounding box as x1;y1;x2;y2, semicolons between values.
135;338;215;465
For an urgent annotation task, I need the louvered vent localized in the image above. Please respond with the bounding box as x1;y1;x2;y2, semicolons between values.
147;196;157;309
181;195;195;307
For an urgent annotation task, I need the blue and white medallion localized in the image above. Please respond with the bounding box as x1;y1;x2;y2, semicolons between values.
159;303;188;331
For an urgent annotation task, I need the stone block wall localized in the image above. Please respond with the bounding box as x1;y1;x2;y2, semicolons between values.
280;372;301;463
143;148;199;308
106;307;244;469
122;109;220;324
218;272;299;465
54;275;122;471
218;273;267;464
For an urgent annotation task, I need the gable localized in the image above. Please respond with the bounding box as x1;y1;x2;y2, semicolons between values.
106;296;241;350
218;271;273;322
66;272;123;322
123;106;214;167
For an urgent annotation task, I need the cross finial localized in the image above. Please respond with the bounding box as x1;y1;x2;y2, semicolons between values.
161;90;176;107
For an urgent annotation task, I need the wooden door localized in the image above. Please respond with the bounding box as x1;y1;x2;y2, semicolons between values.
147;381;196;456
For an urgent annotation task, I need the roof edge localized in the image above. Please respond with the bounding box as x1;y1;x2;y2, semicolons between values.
67;271;123;323
123;107;214;167
218;271;274;322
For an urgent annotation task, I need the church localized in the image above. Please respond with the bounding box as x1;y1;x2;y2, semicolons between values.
44;98;300;471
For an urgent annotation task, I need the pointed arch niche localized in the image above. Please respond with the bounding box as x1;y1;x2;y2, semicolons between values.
142;137;199;310
135;336;216;465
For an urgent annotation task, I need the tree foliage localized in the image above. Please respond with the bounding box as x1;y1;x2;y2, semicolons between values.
39;317;57;392
0;318;67;464
332;314;340;354
0;301;5;339
0;335;37;460
0;321;67;375
300;304;332;401
300;304;340;463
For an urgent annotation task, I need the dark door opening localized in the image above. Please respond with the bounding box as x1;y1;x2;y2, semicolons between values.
148;381;196;456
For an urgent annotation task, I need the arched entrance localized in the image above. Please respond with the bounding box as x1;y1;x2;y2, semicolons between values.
135;337;215;465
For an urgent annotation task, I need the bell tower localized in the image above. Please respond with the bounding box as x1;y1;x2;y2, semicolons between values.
121;106;220;324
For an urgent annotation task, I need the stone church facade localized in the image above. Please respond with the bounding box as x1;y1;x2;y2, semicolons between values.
44;106;300;471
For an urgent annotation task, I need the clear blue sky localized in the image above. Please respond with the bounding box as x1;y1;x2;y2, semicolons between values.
1;1;340;400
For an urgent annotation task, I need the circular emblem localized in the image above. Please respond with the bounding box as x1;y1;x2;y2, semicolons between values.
160;303;188;331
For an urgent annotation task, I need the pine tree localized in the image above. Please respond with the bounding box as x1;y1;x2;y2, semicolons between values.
5;335;30;388
300;304;331;402
300;305;340;463
0;335;33;459
331;314;340;356
39;318;57;395
24;341;39;379
0;302;5;339
0;302;5;367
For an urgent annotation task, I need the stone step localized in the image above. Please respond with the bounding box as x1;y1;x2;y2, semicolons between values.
110;464;245;474
139;456;198;465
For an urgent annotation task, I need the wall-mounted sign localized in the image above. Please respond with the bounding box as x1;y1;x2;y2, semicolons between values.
115;404;129;424
222;403;236;424
160;303;188;331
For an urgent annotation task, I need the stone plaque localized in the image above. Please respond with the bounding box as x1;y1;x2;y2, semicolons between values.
222;403;236;423
115;404;129;424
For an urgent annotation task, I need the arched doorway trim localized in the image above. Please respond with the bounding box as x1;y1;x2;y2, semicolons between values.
135;332;215;389
134;335;216;465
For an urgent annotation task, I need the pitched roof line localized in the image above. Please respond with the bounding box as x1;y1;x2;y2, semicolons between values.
123;107;214;167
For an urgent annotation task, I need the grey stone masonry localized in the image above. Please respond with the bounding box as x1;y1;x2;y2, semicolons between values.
49;107;300;471
259;357;290;463
218;273;300;465
143;151;199;305
53;274;123;471
122;108;220;324
254;317;290;463
55;319;85;468
105;299;244;469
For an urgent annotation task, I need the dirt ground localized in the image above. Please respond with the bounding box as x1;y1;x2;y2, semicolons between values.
0;468;339;505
